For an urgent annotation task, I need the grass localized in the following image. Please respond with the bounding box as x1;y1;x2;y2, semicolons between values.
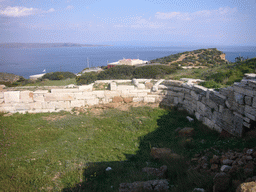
23;78;76;86
0;106;255;191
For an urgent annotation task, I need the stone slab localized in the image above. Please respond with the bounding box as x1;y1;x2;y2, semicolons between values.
4;91;20;103
44;93;74;101
51;88;80;93
0;92;4;99
71;100;85;108
79;84;93;91
20;91;34;103
15;103;31;111
86;98;99;106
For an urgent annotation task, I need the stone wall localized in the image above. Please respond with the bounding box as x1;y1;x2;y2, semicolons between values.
158;74;256;137
1;74;256;137
0;79;163;114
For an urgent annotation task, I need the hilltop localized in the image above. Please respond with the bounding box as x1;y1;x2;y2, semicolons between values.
150;48;227;68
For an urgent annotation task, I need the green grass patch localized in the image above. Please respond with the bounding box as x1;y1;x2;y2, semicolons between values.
0;107;255;191
25;78;76;86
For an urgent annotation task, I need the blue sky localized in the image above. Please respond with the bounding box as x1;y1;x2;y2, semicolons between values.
0;0;255;46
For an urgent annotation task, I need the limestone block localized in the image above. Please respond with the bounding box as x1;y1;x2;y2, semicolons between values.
30;102;43;109
0;92;4;99
34;94;45;102
51;88;80;93
82;92;93;96
225;100;231;109
203;117;215;129
86;98;99;106
252;97;256;108
137;84;145;89
92;91;105;98
193;84;207;96
174;97;179;104
234;93;244;105
243;122;251;128
124;92;138;97
234;85;254;97
0;99;3;104
214;124;222;133
133;97;143;102
137;92;148;97
71;100;85;108
222;109;234;125
244;112;256;121
120;90;129;95
20;91;34;103
42;102;57;109
183;87;191;94
44;93;74;101
234;114;244;136
248;80;256;88
195;112;203;121
110;82;117;91
79;84;93;91
14;103;31;111
197;101;206;113
185;93;193;101
219;105;224;113
245;105;256;116
117;85;135;90
202;97;219;111
0;105;16;112
168;86;184;92
104;91;120;97
245;96;252;106
34;90;49;94
4;91;20;103
163;79;183;87
219;87;234;97
144;97;155;103
209;91;226;106
190;90;200;100
244;117;251;123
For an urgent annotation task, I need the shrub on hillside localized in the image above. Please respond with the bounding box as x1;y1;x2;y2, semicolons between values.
76;72;98;85
42;72;76;80
134;65;176;79
97;65;134;80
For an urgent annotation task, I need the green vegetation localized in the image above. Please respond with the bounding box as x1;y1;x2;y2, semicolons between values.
25;78;76;86
42;72;76;81
76;65;178;85
150;48;226;66
1;106;255;191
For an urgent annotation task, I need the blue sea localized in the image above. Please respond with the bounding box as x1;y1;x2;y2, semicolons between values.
0;45;256;79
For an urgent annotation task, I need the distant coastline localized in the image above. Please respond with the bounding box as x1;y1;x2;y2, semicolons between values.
0;43;111;49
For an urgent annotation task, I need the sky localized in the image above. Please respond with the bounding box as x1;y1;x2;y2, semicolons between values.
0;0;256;46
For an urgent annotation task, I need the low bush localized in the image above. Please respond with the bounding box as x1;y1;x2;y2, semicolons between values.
42;72;76;80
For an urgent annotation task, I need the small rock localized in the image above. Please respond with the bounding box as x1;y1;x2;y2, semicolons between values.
220;165;232;172
186;116;194;122
246;149;254;155
213;172;230;192
193;188;205;192
222;159;234;165
211;164;219;171
236;181;256;192
178;127;194;137
210;155;220;164
119;179;169;192
142;165;168;178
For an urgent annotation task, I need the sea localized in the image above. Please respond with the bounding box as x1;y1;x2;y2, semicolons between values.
0;45;256;79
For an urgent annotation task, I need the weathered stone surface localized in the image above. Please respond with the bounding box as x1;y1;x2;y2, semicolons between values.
71;100;85;108
209;91;226;106
86;98;99;106
151;147;181;160
44;93;74;101
234;93;244;105
4;91;20;103
245;105;256;116
20;91;34;103
79;85;93;91
0;92;4;99
15;103;31;111
110;82;117;91
178;127;194;137
145;82;153;89
112;96;123;103
213;172;230;192
142;165;167;178
144;97;155;103
236;181;256;192
245;96;252;106
220;165;232;172
119;179;169;192
51;88;79;93
123;97;133;103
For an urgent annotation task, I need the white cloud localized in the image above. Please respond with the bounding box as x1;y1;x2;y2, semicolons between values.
0;6;55;17
66;5;74;10
155;7;237;20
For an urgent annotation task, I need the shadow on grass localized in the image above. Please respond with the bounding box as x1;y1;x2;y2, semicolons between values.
62;108;219;192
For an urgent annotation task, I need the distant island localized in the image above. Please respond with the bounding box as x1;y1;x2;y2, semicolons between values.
0;43;110;49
